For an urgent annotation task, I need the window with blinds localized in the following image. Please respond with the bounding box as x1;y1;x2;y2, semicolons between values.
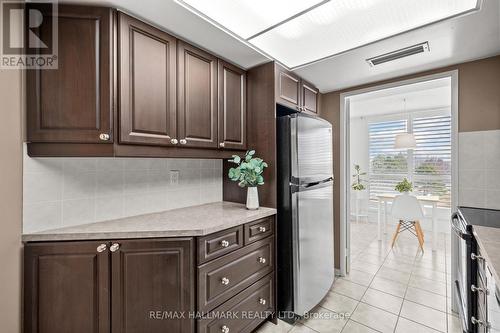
413;115;452;207
368;120;408;197
368;113;451;207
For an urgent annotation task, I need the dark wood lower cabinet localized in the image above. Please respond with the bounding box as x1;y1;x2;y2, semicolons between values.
111;238;194;333
24;241;110;333
23;217;276;333
198;274;274;333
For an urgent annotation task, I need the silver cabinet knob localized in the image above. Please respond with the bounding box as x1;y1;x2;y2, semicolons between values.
221;325;230;333
258;257;266;264
220;240;230;248
219;142;225;148
221;277;230;285
97;244;107;253
259;298;266;305
99;133;110;141
179;139;187;145
259;226;267;233
471;253;485;261
170;138;178;145
110;243;120;252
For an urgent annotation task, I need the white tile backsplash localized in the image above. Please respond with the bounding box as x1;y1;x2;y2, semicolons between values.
22;145;223;233
459;129;500;209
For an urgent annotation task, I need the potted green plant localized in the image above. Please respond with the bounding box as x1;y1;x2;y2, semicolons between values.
228;150;268;210
351;164;366;191
395;177;413;193
351;164;367;223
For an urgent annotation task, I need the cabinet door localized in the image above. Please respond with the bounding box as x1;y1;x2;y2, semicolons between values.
118;13;177;146
301;80;319;114
177;41;218;148
111;238;194;333
24;241;110;333
218;60;247;150
275;66;300;111
26;5;113;143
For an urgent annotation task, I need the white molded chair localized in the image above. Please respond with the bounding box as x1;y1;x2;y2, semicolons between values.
390;194;425;251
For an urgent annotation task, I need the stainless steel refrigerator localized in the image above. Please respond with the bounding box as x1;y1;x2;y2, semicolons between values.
277;112;335;321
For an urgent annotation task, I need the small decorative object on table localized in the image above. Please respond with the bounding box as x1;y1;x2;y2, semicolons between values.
228;150;268;210
395;177;413;193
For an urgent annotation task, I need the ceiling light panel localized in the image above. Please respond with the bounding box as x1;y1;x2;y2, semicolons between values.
249;0;479;68
177;0;325;39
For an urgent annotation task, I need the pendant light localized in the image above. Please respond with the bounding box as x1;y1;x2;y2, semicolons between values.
394;98;416;149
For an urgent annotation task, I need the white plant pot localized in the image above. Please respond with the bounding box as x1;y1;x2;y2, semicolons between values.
246;187;259;210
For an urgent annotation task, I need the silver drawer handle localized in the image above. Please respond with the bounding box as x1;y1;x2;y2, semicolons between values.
471;285;489;294
219;142;225;148
97;244;107;253
259;226;267;233
110;243;120;252
221;325;230;333
471;253;485;261
180;139;187;145
220;240;230;248
221;277;230;285
471;316;489;327
170;138;178;145
258;257;266;264
259;298;266;305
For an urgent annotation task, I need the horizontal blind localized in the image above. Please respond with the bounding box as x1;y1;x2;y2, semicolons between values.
368;120;408;198
413;115;452;207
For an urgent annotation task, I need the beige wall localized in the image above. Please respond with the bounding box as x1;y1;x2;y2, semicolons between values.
320;55;500;268
0;67;23;331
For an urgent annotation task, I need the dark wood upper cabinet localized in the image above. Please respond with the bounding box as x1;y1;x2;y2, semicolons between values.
275;66;300;111
26;5;250;157
177;41;218;148
118;13;177;146
111;238;194;333
24;241;110;333
301;80;319;114
274;65;319;114
26;5;113;144
218;60;247;150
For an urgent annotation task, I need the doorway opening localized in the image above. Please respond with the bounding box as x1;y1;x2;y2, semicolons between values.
339;71;458;275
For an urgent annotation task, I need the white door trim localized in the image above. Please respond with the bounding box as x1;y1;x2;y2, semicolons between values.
338;70;459;277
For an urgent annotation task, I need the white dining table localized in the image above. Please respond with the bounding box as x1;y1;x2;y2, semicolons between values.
376;193;440;251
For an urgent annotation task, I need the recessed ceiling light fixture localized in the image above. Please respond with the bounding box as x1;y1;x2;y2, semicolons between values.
176;0;481;69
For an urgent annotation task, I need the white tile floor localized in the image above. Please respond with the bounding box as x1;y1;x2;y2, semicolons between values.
256;221;460;333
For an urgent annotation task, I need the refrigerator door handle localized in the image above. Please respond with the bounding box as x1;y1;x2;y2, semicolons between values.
291;177;334;193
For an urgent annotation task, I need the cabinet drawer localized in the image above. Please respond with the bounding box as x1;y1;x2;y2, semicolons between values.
198;226;244;264
244;217;274;245
198;237;274;312
198;274;274;333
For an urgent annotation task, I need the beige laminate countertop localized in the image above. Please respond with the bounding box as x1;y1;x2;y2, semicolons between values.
22;202;277;242
473;225;500;283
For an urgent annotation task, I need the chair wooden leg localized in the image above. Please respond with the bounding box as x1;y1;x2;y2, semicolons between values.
391;222;402;248
417;221;425;240
415;221;425;251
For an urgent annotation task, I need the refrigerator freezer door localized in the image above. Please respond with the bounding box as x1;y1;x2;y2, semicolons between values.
293;181;334;315
291;114;333;183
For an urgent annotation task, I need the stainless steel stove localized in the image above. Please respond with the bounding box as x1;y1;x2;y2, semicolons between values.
452;207;500;333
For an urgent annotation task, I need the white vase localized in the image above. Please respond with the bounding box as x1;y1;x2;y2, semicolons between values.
246;187;259;210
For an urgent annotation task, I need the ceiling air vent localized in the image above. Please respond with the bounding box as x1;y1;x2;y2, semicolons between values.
366;42;430;66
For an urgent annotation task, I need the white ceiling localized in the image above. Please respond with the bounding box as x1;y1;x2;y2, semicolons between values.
349;77;451;118
60;0;500;93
